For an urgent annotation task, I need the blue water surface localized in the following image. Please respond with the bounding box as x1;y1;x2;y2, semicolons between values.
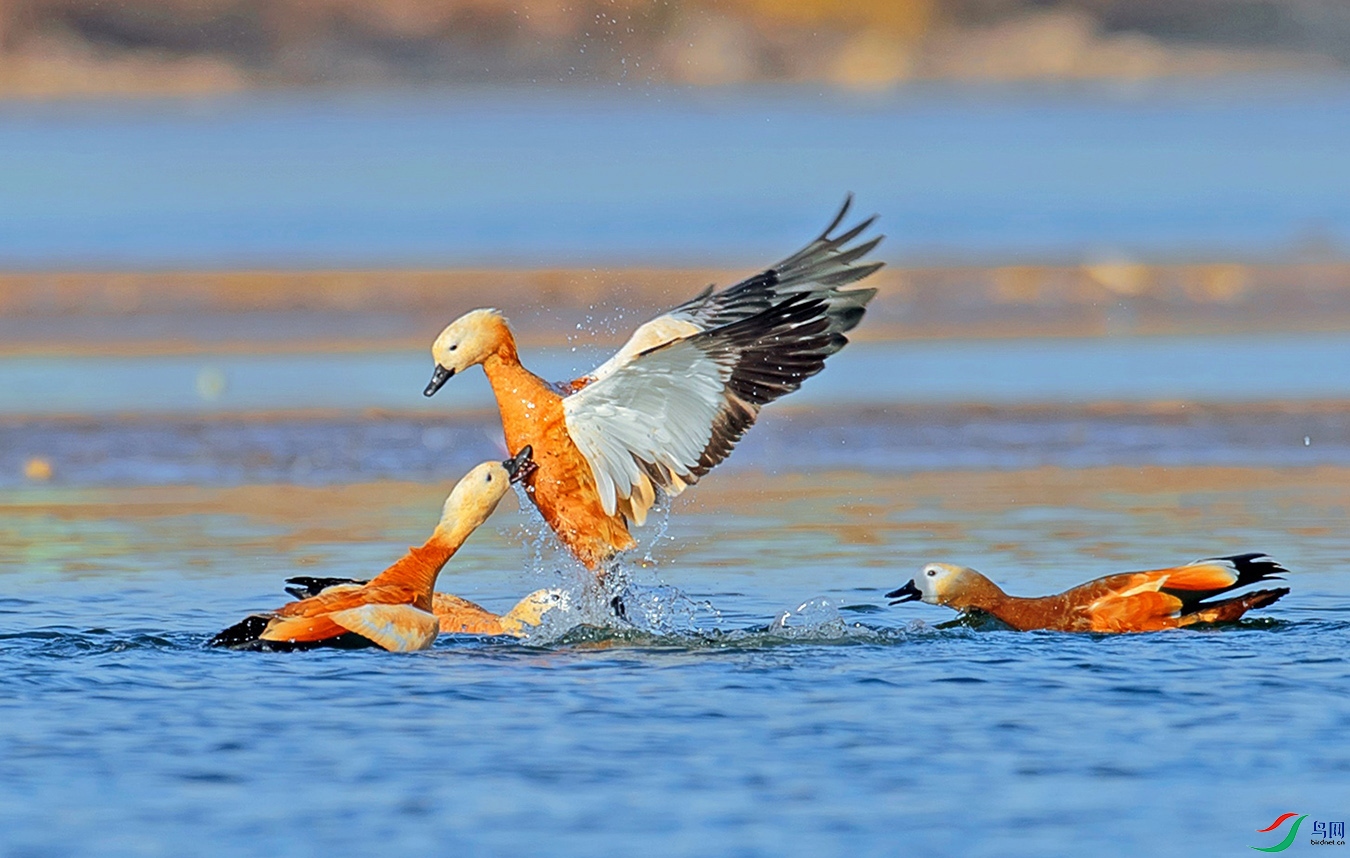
2;446;1348;857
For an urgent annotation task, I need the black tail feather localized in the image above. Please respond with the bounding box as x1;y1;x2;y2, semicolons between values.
1199;553;1289;588
1174;553;1292;615
208;614;272;649
208;613;376;652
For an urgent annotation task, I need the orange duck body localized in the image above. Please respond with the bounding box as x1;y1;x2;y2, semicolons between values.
212;542;454;652
888;553;1290;633
480;340;636;571
211;454;530;652
431;592;516;636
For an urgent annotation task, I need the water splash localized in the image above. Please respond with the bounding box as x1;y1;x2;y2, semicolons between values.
640;502;674;565
509;483;583;575
510;576;917;649
768;597;854;640
614;584;721;636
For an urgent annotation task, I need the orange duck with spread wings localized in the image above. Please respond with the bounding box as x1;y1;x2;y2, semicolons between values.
422;197;883;573
210;448;535;652
886;553;1290;633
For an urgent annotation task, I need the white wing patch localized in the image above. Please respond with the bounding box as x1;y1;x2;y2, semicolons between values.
328;604;440;652
564;339;730;520
587;316;702;384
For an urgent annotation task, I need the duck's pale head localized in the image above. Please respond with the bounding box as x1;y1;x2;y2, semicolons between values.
438;448;533;534
888;562;976;607
426;308;510;396
505;588;570;630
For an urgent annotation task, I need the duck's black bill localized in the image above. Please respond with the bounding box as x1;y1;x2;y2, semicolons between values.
887;580;922;605
424;365;454;397
504;445;534;482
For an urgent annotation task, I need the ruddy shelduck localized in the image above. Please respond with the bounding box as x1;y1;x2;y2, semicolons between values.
423;196;883;572
210;447;536;652
282;576;569;637
887;553;1290;633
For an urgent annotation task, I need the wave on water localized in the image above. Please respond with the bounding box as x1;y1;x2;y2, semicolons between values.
0;627;203;658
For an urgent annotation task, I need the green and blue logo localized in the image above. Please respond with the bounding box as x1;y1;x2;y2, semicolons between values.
1251;813;1307;852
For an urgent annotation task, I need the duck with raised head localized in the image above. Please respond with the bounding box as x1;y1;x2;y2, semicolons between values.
210;447;537;652
422;196;884;573
282;576;569;637
886;553;1290;633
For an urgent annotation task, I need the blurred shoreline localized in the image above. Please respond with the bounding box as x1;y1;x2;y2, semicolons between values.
0;2;1342;99
4;262;1350;356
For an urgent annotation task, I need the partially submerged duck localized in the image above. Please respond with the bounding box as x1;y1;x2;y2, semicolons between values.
423;196;883;573
887;553;1289;633
210;448;536;652
283;576;569;637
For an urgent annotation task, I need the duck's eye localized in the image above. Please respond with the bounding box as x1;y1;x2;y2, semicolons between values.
486;474;492;482
926;569;937;577
450;344;458;351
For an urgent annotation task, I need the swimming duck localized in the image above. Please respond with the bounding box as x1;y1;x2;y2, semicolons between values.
423;196;883;572
210;447;536;652
282;576;569;637
886;553;1289;632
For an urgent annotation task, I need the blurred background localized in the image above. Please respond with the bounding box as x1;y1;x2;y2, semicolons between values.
1;0;1349;93
4;4;1350;856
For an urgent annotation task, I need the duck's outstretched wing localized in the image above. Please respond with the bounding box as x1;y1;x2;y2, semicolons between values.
563;293;847;525
584;195;882;385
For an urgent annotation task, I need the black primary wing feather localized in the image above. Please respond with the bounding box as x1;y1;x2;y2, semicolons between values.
664;195;883;336
675;293;847;479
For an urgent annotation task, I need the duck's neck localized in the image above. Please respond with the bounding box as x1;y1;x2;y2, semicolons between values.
480;324;562;449
949;573;1012;615
368;523;469;607
951;574;1048;630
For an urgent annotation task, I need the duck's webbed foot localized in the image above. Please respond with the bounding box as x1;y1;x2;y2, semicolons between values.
595;558;633;625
